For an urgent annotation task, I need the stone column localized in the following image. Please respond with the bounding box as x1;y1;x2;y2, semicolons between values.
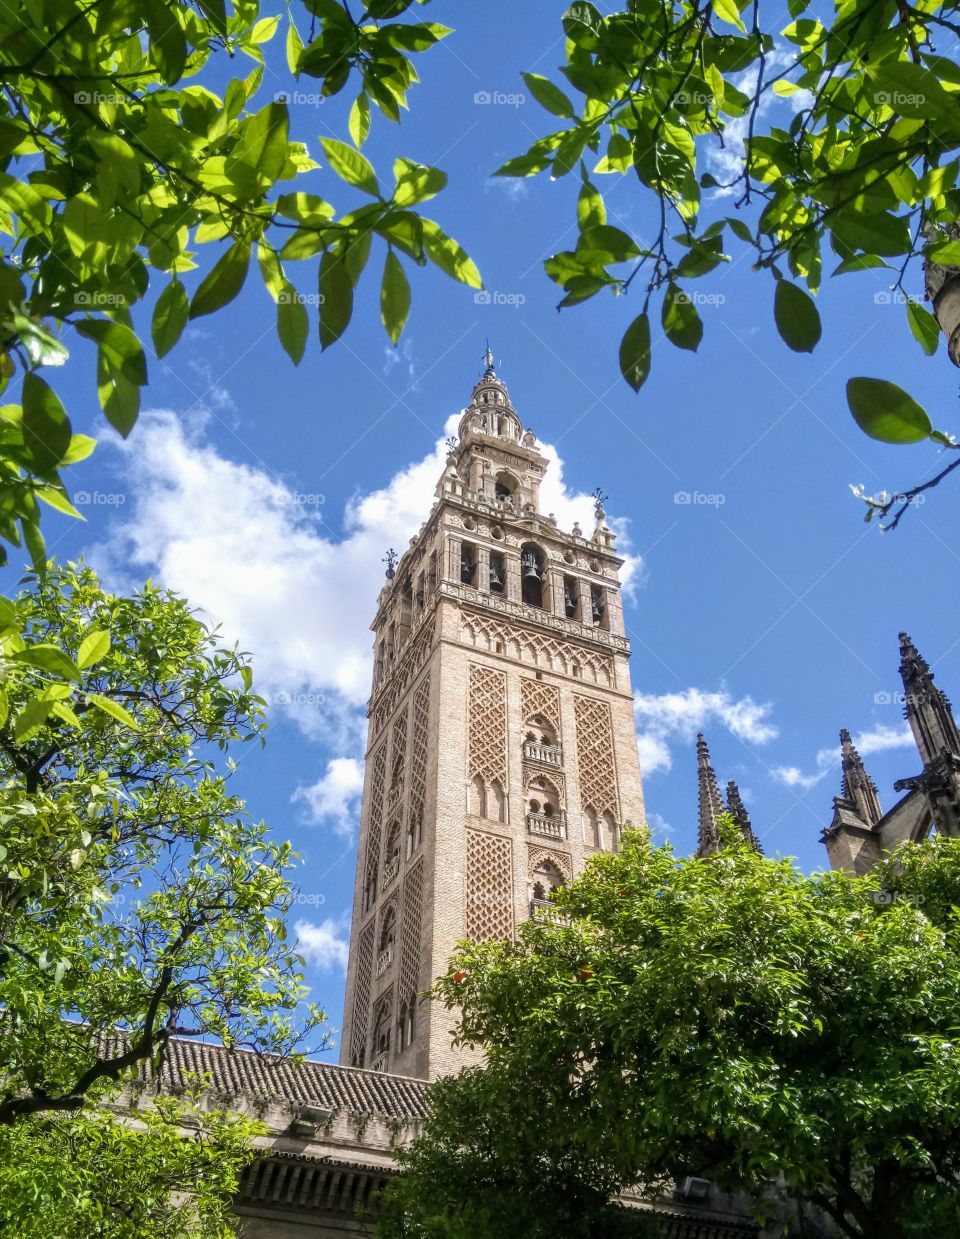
477;545;490;593
448;536;461;584
505;549;521;604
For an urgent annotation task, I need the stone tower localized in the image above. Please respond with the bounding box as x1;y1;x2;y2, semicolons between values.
339;351;646;1081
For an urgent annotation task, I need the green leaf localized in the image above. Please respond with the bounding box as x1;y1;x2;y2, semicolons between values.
76;321;147;386
13;643;82;680
277;283;309;365
152;278;189;359
774;280;821;353
906;299;940;356
286;18;304;73
318;252;354;350
831;212;911;258
713;0;746;31
393;158;447;207
846;378;933;444
96;355;140;437
662;285;703;352
381;251;411;346
88;692;138;729
232;101;289;186
577;182;606;230
77;628;110;670
926;240;960;266
421;219;482;288
190;242;251;319
619;313;651;392
21;374;72;476
320;138;379;197
12;697;54;743
521;73;576;119
349;94;371;148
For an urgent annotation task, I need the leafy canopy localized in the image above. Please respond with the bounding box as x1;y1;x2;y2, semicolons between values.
386;826;960;1239
499;0;960;528
0;0;480;565
0;561;322;1127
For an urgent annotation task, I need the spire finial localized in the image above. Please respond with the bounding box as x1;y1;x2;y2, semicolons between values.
482;341;495;377
382;548;398;579
591;487;608;522
726;780;762;853
696;733;724;857
898;631;960;764
837;728;882;825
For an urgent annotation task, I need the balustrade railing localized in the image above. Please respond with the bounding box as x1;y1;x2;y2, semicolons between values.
522;741;563;766
375;944;394;977
526;811;567;840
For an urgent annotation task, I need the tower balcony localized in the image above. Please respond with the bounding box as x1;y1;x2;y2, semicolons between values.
375;944;394;977
526;811;566;840
523;740;563;767
530;898;569;925
370;1052;388;1073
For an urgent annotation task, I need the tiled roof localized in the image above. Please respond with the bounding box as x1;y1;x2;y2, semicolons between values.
96;1030;429;1121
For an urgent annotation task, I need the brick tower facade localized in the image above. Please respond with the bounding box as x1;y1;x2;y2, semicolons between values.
339;352;646;1081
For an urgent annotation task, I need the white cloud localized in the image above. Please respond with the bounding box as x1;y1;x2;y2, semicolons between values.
646;811;674;842
293;757;364;839
383;336;417;384
295;917;350;971
771;724;914;792
634;686;778;775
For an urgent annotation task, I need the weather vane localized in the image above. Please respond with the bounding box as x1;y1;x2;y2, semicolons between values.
591;487;608;520
482;341;494;372
445;435;458;458
383;548;398;579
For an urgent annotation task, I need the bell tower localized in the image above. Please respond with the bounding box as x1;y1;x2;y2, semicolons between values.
339;350;646;1080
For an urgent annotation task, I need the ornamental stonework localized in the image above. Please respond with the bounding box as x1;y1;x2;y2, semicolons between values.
461;610;614;684
400;860;424;1002
467;663;508;786
365;745;387;888
527;846;572;882
574;694;619;820
520;676;561;736
391;706;408;793
349;920;375;1065
464;828;513;942
408;673;430;838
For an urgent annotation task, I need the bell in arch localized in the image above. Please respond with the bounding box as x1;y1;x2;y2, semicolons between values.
521;549;541;581
489;560;504;591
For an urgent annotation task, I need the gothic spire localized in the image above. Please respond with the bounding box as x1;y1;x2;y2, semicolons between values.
726;780;762;853
838;728;882;825
899;631;960;765
696;733;724;857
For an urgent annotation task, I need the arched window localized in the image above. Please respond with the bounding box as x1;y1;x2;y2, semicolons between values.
584;806;600;849
372;999;391;1059
384;822;401;877
495;471;518;503
489;550;506;593
529;859;565;907
398;997;416;1050
520;543;545;609
363;859;378;911
379;905;397;952
601;810;619;852
461;542;477;586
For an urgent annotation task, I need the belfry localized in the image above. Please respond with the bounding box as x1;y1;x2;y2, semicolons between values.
340;350;646;1079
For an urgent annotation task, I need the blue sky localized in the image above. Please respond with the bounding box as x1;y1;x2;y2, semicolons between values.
28;2;960;1051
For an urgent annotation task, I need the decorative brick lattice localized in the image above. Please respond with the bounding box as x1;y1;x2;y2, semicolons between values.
372;621;436;736
350;920;375;1065
521;677;561;736
461;613;613;685
408;674;431;835
400;859;424;1000
574;695;619;819
465;829;514;942
391;706;408;792
468;664;508;785
365;745;387;885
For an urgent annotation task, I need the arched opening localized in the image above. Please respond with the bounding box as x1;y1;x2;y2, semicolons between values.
398;996;416;1050
601;810;619;852
489;779;506;823
363;859;378;912
591;584;607;628
384;821;401;880
529;858;565;909
379;905;397;953
563;576;579;619
584;806;600;849
489;550;506;594
461;542;477;586
495;471;519;503
521;543;545;609
469;774;487;818
372;998;391;1061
